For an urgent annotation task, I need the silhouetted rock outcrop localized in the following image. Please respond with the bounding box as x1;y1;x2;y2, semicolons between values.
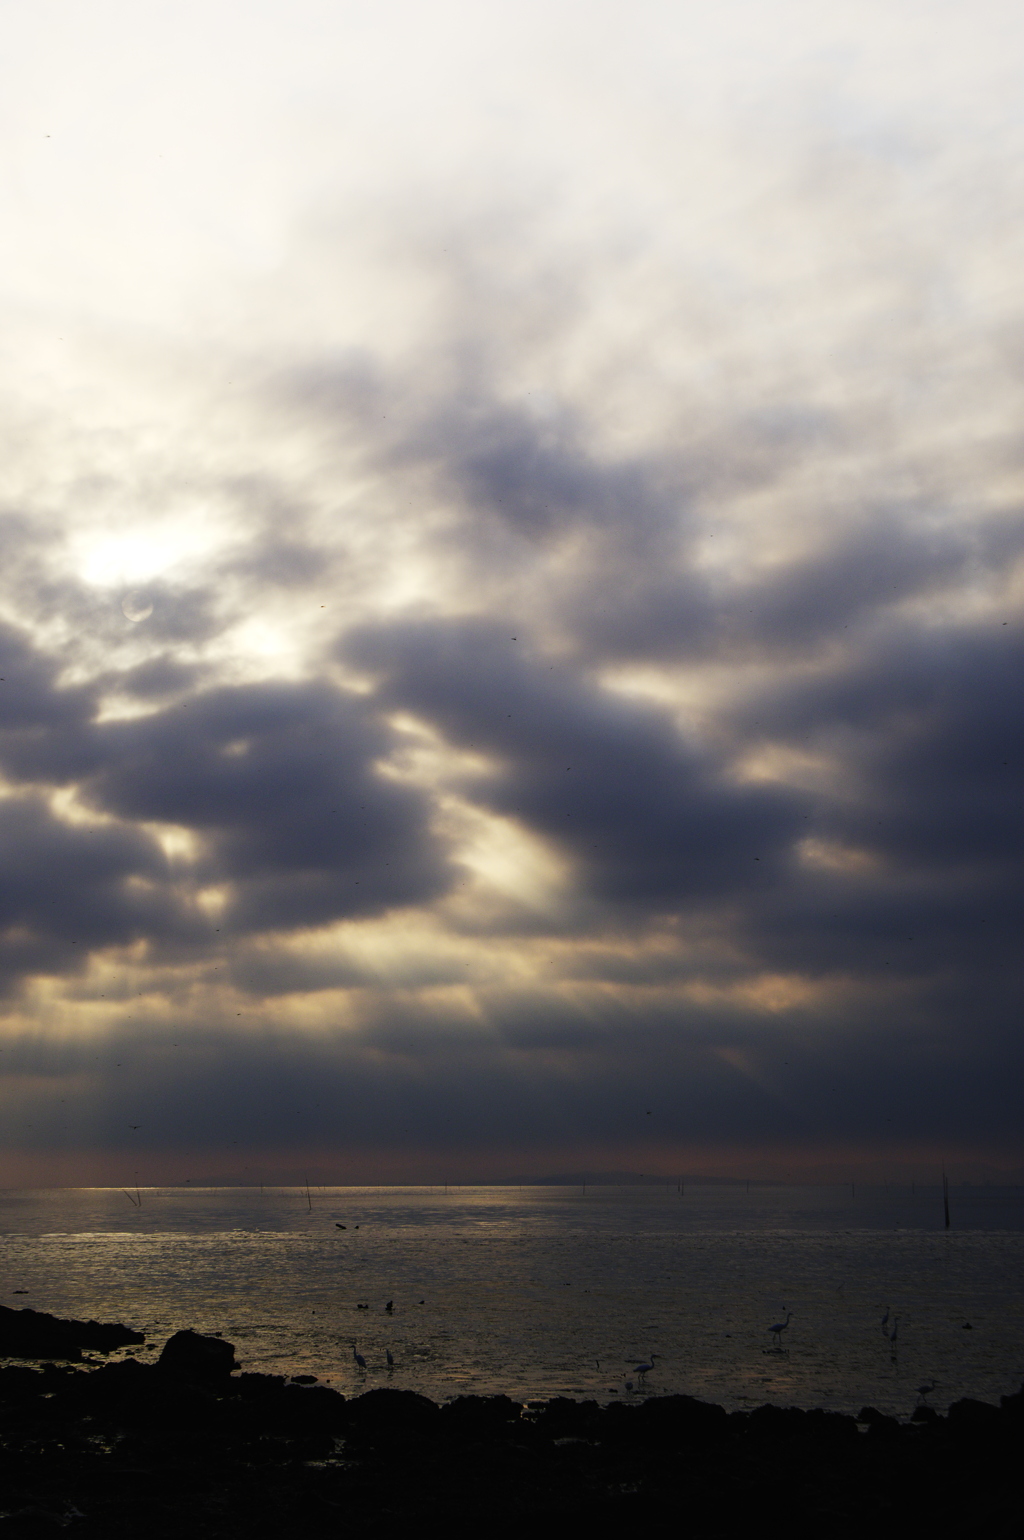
946;1396;1002;1427
0;1305;143;1360
0;1348;1022;1537
158;1329;237;1379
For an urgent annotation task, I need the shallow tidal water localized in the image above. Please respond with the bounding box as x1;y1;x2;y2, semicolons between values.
2;1184;1022;1419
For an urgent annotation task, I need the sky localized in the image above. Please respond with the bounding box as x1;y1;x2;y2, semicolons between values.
1;0;1022;1185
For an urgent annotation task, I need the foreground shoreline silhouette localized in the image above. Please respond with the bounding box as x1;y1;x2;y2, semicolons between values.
0;1310;1021;1536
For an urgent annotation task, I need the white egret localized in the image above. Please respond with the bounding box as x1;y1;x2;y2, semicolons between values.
634;1354;660;1385
768;1313;792;1347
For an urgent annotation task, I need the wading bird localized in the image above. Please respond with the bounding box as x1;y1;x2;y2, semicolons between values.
352;1344;367;1370
768;1313;793;1347
915;1380;938;1403
386;1349;394;1368
634;1354;660;1385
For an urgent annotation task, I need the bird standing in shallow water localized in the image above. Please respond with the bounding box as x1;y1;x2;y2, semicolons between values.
352;1344;367;1369
634;1354;660;1385
768;1313;792;1347
386;1348;394;1368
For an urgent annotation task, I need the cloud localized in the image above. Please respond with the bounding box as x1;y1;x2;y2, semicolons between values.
0;794;184;996
345;617;801;909
0;619;452;990
2;0;1024;1180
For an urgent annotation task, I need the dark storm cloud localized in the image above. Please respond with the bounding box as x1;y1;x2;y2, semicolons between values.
731;619;1024;988
345;617;801;909
81;681;450;934
421;396;667;542
427;399;1010;667
285;358;1019;676
278;357;691;559
0;618;452;988
577;508;990;663
111;655;207;701
0;794;186;995
0;619;92;733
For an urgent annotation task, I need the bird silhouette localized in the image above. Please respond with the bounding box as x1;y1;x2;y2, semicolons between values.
634;1354;660;1384
768;1313;792;1347
386;1348;394;1368
352;1344;367;1370
915;1380;938;1402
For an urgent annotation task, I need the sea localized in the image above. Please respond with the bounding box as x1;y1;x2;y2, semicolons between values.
2;1183;1023;1420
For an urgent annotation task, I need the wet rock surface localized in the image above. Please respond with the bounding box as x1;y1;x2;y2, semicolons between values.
0;1323;1020;1536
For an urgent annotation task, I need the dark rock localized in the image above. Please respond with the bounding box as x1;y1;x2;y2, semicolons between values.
528;1397;601;1439
636;1393;729;1442
746;1404;810;1438
291;1374;318;1385
946;1397;1002;1427
803;1408;860;1441
344;1387;440;1436
999;1384;1024;1419
911;1405;940;1423
0;1305;143;1360
158;1329;238;1379
439;1394;521;1436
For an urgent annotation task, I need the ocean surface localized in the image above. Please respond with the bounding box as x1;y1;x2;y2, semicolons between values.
2;1184;1023;1419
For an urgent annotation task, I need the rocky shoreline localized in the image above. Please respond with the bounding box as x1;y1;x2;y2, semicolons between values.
0;1311;1020;1536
